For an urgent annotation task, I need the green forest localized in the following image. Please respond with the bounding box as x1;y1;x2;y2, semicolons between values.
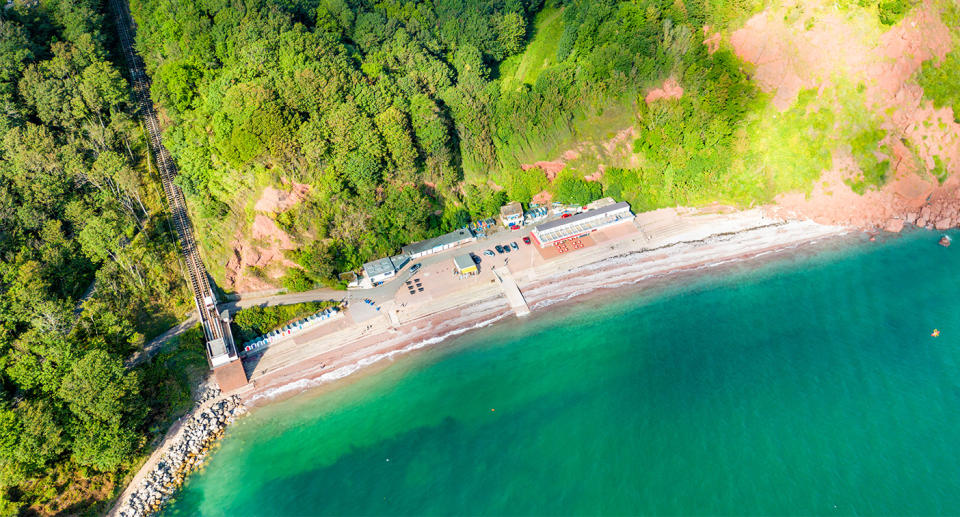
0;0;954;512
0;0;207;513
127;0;773;289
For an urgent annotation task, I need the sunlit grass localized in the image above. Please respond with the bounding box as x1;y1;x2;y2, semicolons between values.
499;7;564;90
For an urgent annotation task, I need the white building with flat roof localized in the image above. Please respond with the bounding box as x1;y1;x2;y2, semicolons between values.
530;202;633;247
401;228;474;259
363;257;398;285
362;255;409;285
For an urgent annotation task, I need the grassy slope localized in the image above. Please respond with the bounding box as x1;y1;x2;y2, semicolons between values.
498;7;565;89
496;6;640;169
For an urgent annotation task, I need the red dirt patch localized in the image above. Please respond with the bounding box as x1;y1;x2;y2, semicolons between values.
584;169;604;182
601;127;636;156
703;25;722;54
869;3;957;177
532;189;553;205
735;1;960;230
730;10;875;110
487;180;505;191
644;77;684;103
253;183;310;213
521;161;566;180
225;184;309;292
520;127;637;184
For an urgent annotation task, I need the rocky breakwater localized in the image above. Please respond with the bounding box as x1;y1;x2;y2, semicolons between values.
115;395;247;517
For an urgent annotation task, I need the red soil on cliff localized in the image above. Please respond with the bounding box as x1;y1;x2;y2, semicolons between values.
734;0;959;231
225;183;310;292
703;25;722;54
645;77;684;103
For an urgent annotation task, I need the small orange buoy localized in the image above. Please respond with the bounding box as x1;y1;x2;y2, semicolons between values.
932;329;940;337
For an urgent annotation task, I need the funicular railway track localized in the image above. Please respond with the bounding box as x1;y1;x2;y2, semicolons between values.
109;0;225;346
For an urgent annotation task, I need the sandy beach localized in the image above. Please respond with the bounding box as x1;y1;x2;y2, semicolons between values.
237;207;848;406
110;206;850;516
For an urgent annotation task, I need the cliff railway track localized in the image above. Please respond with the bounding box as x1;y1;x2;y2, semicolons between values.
109;0;246;389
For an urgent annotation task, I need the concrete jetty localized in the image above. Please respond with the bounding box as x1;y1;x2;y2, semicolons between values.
492;266;530;317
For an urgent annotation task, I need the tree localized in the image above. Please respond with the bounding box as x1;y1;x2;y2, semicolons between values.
59;349;140;424
58;350;142;471
282;267;314;292
554;171;602;205
493;11;526;59
79;60;126;121
151;60;200;114
70;419;138;471
0;402;67;486
374;106;418;176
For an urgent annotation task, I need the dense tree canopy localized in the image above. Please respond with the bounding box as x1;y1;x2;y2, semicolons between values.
129;0;546;287
0;0;192;512
128;0;772;287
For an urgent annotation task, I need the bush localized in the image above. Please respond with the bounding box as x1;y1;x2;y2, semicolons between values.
231;301;337;342
917;49;960;122
282;268;314;292
876;0;918;25
553;171;602;205
847;128;890;194
502;167;549;203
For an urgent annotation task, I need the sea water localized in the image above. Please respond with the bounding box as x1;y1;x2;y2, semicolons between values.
165;229;960;516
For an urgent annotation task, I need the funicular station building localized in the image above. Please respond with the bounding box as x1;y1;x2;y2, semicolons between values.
199;294;247;391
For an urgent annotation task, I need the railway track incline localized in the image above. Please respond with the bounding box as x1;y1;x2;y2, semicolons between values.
109;0;222;342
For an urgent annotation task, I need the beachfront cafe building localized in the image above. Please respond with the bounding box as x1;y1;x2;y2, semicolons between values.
363;256;405;285
401;228;475;259
453;254;478;276
530;201;634;247
500;201;524;229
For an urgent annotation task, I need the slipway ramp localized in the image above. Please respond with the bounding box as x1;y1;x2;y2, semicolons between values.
492;266;530;317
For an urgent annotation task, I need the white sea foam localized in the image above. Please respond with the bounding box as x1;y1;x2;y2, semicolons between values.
248;312;511;404
249;220;848;404
525;221;847;312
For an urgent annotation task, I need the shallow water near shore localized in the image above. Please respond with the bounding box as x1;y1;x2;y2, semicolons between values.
165;229;960;516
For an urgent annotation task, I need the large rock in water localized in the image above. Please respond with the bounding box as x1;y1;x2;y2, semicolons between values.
884;219;905;233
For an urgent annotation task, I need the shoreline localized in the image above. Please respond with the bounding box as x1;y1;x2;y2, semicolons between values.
110;392;246;517
111;209;852;517
240;211;850;407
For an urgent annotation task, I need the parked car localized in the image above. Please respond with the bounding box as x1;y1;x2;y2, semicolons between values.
483;249;495;257
523;236;531;245
410;263;422;274
495;245;504;254
471;254;481;264
511;241;519;250
503;245;511;253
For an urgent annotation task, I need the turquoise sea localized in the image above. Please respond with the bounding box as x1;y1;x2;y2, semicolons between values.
166;230;960;516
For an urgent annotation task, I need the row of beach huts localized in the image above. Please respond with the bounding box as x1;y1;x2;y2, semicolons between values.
240;307;342;357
